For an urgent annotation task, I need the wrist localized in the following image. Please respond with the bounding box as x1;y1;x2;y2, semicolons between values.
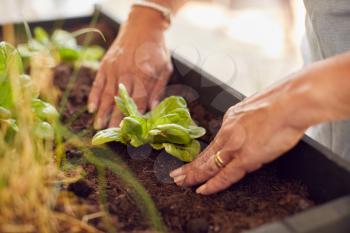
279;72;333;130
145;0;185;14
128;4;170;31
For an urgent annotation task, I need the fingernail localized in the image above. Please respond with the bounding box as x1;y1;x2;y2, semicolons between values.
169;167;183;178
88;103;96;113
174;175;186;186
94;118;103;130
196;184;207;194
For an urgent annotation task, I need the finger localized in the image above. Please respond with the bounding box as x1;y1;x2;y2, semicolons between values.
169;130;226;184
108;107;123;128
169;121;240;178
118;74;133;93
94;68;117;129
132;77;149;114
148;66;172;109
170;122;246;186
109;79;132;128
196;155;247;195
88;65;107;113
183;123;246;186
176;148;230;187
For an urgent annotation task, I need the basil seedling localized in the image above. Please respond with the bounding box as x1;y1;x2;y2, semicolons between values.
0;41;58;140
17;27;105;70
92;84;206;162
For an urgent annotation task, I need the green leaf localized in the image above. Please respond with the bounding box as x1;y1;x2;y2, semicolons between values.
0;42;8;72
17;40;46;57
188;125;206;139
19;27;106;67
114;96;128;117
28;39;46;51
0;42;24;73
51;29;78;49
117;84;140;117
163;140;201;162
92;128;125;145
31;98;59;122
58;47;80;62
0;106;11;119
20;74;39;98
80;46;105;61
120;117;145;147
0;41;58;142
33;121;54;140
0;118;18;142
149;96;187;120
150;143;164;150
0;75;12;109
0;118;18;132
151;108;192;127
0;42;23;109
17;40;46;69
51;29;81;62
17;44;34;58
34;27;49;45
31;98;58;141
149;124;192;145
0;42;16;72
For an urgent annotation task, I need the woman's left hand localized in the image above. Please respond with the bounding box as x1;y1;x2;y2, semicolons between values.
170;78;308;195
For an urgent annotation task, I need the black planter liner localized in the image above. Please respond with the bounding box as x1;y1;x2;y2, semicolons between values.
2;6;350;233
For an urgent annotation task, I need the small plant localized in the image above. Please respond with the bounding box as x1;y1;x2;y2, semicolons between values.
1;19;165;232
17;27;105;70
92;84;206;162
0;41;58;140
0;40;60;232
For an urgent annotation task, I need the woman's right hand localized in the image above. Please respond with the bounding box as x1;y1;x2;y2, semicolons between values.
88;7;173;129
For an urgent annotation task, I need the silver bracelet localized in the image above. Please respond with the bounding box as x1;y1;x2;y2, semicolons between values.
132;0;172;24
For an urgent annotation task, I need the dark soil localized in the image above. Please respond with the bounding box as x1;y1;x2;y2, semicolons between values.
54;64;314;233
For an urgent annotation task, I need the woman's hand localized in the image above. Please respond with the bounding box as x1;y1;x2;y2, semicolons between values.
169;76;311;195
170;49;350;195
88;7;173;129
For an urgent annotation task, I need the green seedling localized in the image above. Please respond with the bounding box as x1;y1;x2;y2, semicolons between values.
92;84;206;162
0;41;58;140
17;26;105;70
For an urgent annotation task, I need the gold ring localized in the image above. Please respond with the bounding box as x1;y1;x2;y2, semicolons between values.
214;151;225;168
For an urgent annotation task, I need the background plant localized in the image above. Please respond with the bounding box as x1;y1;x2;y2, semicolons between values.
0;42;58;141
0;15;166;232
18;26;105;70
0;41;60;233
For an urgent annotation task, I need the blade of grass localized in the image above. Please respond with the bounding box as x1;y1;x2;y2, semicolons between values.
23;20;33;41
56;124;166;232
97;166;116;233
85;148;166;233
72;28;106;42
